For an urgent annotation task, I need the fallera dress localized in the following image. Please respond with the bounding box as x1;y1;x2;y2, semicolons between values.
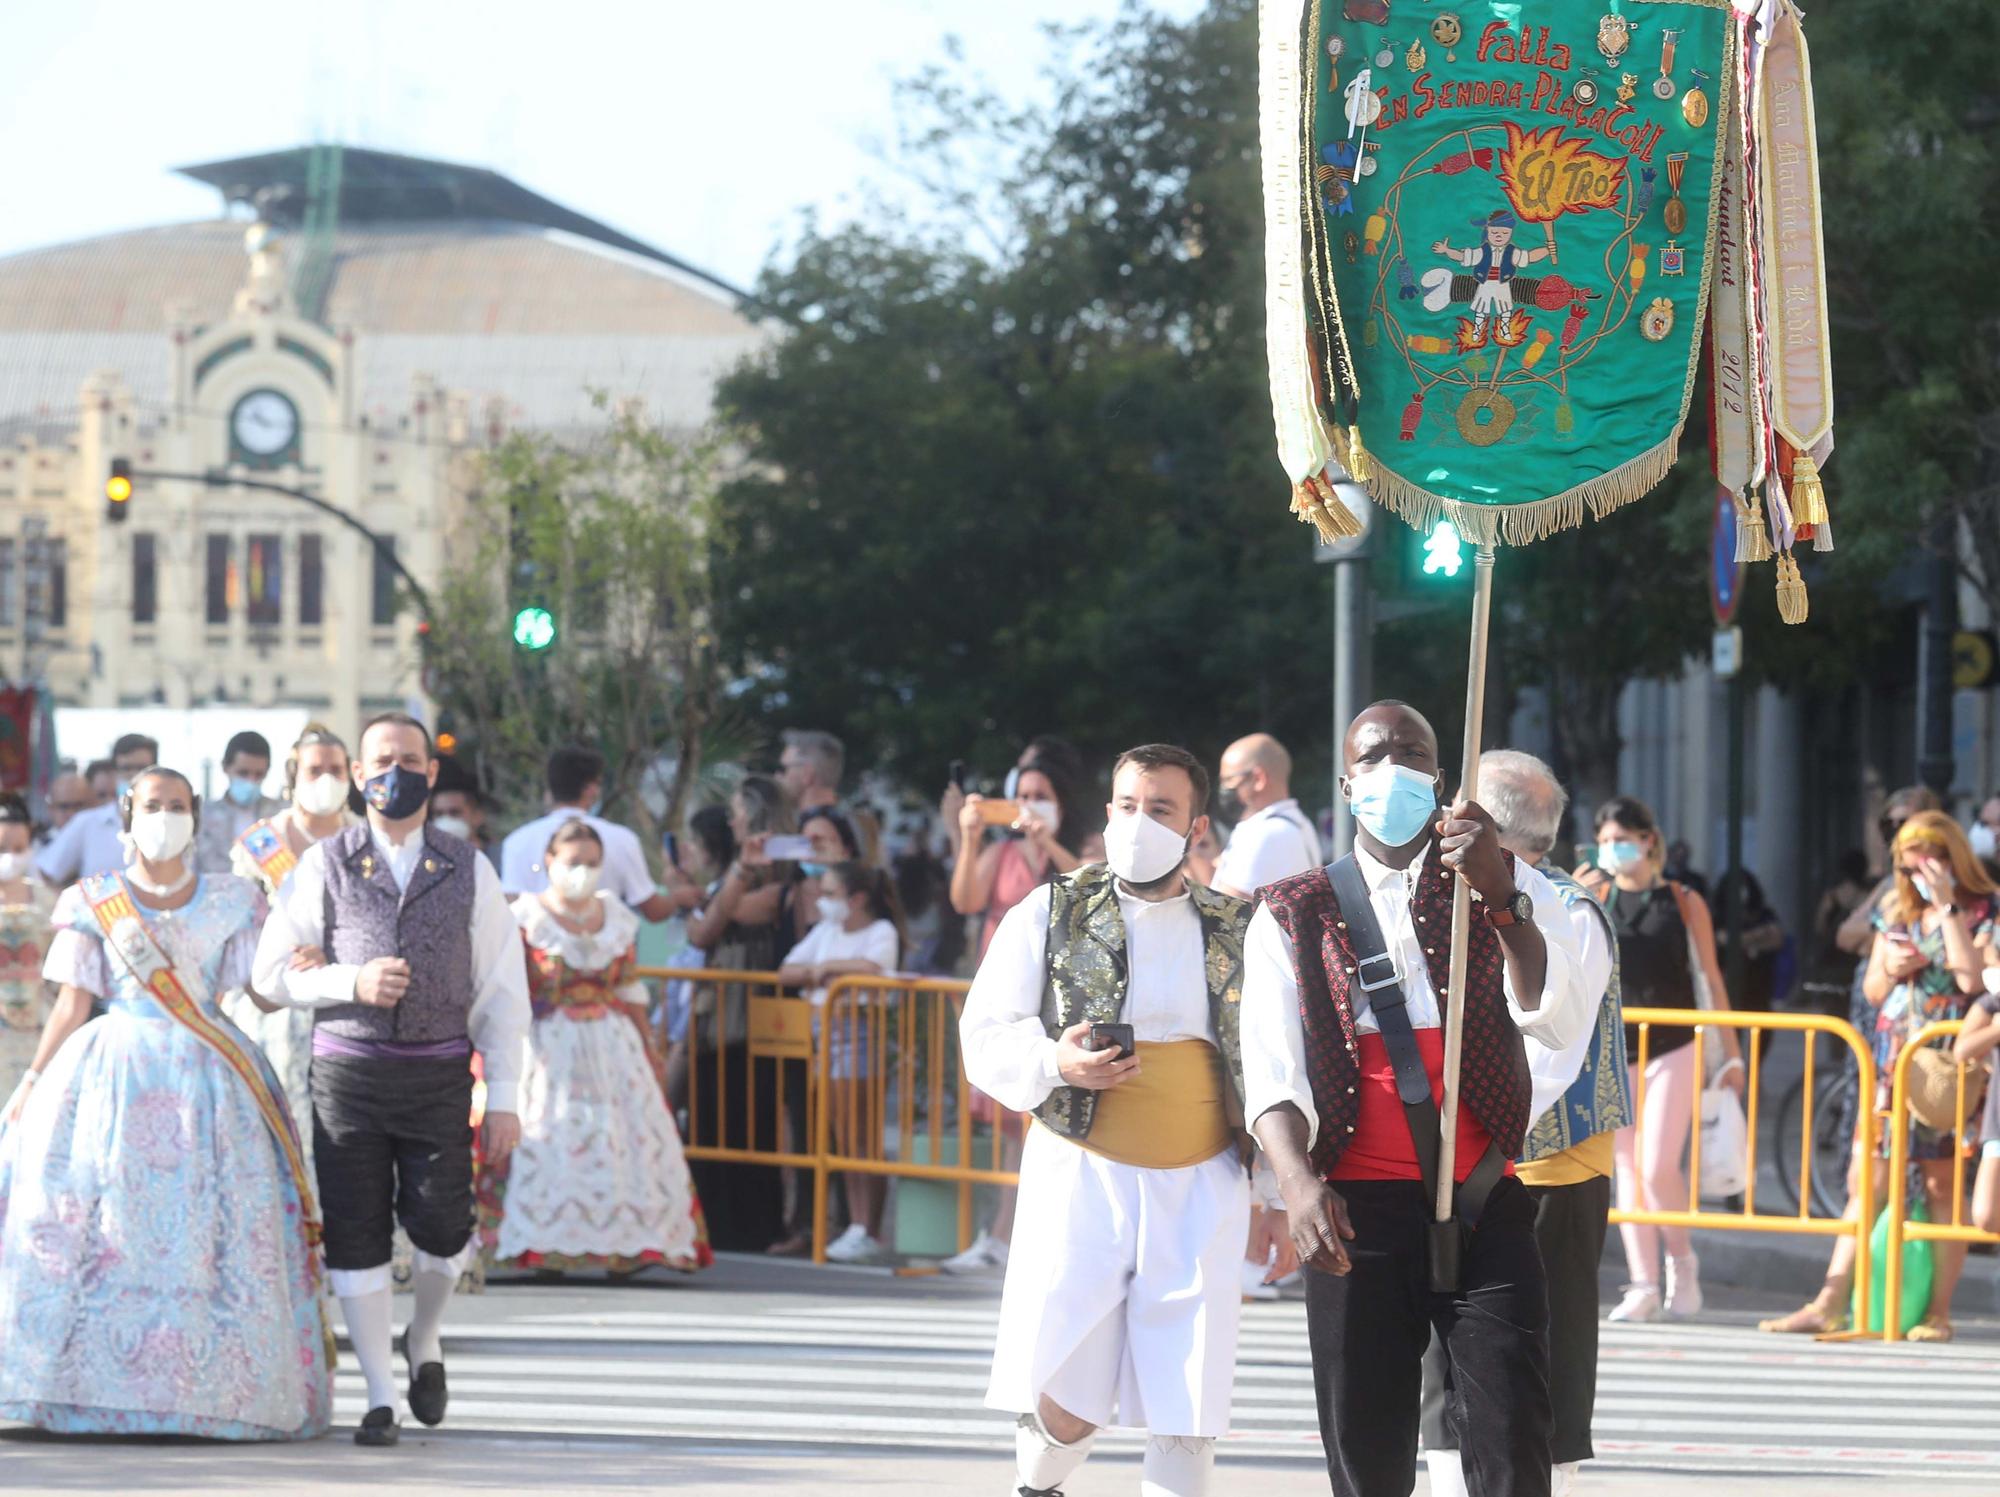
0;873;333;1439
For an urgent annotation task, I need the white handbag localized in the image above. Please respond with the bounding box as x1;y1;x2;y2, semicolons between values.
1699;1084;1750;1199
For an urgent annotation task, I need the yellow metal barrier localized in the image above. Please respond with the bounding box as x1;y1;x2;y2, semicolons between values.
1613;1007;1877;1334
812;975;1019;1264
1883;1018;2000;1342
636;966;821;1171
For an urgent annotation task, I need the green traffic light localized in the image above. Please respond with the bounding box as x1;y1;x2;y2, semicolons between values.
1421;520;1465;579
513;606;556;650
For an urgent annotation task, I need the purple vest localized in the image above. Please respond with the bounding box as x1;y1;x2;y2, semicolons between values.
316;822;477;1045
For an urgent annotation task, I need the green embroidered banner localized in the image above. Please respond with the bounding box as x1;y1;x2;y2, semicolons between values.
1297;0;1734;543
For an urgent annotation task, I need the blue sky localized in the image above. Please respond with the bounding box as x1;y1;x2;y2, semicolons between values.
2;0;1202;288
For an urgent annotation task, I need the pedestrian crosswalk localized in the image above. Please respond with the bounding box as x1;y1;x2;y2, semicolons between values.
338;1289;2000;1484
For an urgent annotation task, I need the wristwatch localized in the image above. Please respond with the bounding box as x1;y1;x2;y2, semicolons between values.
1484;888;1534;928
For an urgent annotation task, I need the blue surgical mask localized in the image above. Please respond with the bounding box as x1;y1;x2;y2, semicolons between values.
1912;874;1935;906
1600;840;1646;875
226;775;262;808
1345;763;1439;848
800;860;829;878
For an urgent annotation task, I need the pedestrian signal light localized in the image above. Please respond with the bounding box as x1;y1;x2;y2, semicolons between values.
1421;520;1464;579
436;731;459;755
106;458;133;522
512;606;556;651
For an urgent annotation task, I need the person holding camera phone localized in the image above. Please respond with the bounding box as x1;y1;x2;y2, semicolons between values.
942;739;1103;1274
960;744;1254;1497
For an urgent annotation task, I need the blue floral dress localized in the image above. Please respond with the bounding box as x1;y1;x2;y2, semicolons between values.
0;874;332;1440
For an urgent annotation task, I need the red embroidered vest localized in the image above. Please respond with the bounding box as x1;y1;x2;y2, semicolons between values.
1259;857;1532;1181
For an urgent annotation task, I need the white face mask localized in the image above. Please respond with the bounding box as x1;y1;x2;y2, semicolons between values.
817;894;850;925
294;772;350;817
130;810;195;863
550;862;601;902
0;851;29;881
1019;798;1061;833
1104;808;1189;886
431;815;473;841
1972;823;1998;862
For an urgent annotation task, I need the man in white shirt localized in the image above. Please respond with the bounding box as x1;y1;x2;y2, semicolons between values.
961;744;1253;1497
1211;733;1322;900
196;730;287;872
36;734;158;886
1241;702;1591;1497
1420;749;1627;1497
252;712;529;1449
499;745;674;920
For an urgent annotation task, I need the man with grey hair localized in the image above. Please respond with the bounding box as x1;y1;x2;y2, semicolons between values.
1422;748;1629;1497
779;729;845;815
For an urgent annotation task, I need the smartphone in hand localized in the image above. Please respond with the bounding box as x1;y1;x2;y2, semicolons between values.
764;834;815;862
977;799;1021;827
1087;1022;1136;1062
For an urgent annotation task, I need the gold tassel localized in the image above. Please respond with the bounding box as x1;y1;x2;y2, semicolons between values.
1345;427;1374;483
1774;552;1809;624
1790;451;1828;526
1290;474;1363;543
1813;517;1834;553
1735;491;1773;563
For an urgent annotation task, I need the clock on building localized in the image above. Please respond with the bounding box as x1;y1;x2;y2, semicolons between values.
228;388;300;466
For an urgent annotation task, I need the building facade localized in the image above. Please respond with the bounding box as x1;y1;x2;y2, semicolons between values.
0;145;766;730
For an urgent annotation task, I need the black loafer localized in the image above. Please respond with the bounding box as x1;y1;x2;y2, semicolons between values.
354;1405;400;1447
399;1328;448;1427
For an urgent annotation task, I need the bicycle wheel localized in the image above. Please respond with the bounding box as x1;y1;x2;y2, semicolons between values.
1808;1071;1857;1218
1771;1075;1807;1215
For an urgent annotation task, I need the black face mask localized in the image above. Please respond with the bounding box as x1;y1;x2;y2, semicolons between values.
1217;784;1246;821
363;765;431;821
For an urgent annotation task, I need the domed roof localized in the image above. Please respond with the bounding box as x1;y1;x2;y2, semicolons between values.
0;147;768;435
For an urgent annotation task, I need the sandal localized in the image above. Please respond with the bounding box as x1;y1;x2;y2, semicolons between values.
1907;1316;1954;1342
1757;1293;1848;1335
764;1231;812;1257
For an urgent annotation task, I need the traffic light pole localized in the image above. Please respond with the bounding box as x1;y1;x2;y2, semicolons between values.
123;467;433;622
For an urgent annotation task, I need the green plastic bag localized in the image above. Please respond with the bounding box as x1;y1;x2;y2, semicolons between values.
1854;1200;1934;1336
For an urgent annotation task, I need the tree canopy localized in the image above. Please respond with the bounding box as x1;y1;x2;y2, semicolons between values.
713;0;1989;805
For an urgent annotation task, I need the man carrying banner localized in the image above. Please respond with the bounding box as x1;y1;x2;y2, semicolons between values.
252;712;529;1448
1241;702;1591;1497
961;743;1254;1497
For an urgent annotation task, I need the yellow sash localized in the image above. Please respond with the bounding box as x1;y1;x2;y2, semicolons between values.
1060;1039;1234;1170
236;817;300;890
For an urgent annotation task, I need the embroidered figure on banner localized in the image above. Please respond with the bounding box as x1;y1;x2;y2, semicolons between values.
1431;211;1551;346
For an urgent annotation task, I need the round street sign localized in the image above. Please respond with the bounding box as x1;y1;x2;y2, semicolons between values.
1711;487;1746;626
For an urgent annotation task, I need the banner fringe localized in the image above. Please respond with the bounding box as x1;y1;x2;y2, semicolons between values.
1359;432;1679;548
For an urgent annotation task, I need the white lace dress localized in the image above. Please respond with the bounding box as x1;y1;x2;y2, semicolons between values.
484;895;710;1271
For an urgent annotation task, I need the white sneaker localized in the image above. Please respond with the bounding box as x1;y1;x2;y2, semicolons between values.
1665;1253;1703;1318
1553;1459;1582;1496
940;1230;1009;1273
824;1223;882;1263
1240;1258;1279;1302
1606;1282;1663;1323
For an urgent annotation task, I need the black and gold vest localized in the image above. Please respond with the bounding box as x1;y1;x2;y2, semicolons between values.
1034;863;1252;1140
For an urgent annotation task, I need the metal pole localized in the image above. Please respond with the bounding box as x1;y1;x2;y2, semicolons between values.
1331;557;1359;859
1435;543;1496;1222
1917;525;1957;798
1724;670;1747;1002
